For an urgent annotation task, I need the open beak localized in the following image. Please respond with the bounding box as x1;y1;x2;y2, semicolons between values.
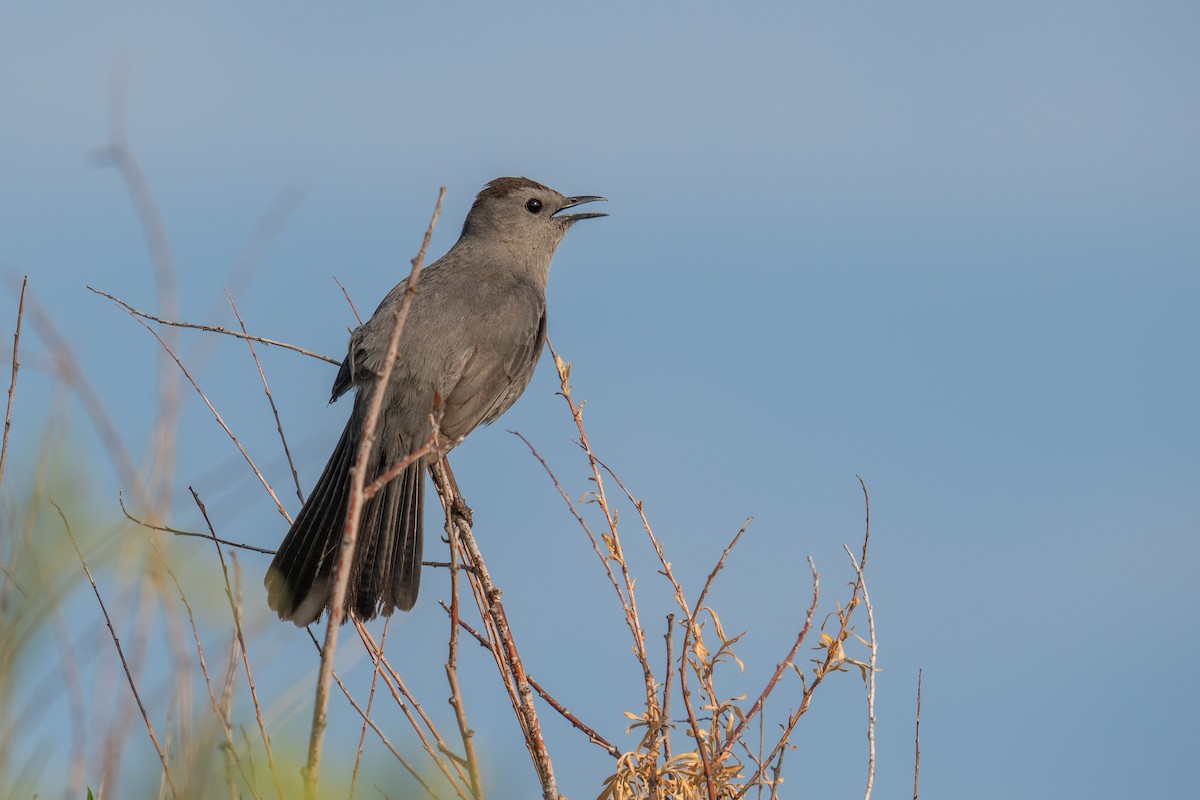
555;195;608;223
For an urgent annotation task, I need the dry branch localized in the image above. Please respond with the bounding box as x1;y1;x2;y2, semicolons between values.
441;602;622;760
55;500;180;800
190;488;284;797
913;670;923;800
88;285;340;365
304;186;445;800
0;274;26;489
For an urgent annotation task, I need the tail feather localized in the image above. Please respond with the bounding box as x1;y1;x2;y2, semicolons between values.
265;413;424;625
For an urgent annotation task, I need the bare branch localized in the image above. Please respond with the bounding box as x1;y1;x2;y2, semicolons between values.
128;312;293;523
913;669;923;800
227;291;305;503
56;500;180;800
304;630;441;799
844;543;877;800
305;186;445;799
850;476;878;800
0;274;27;489
88;285;340;365
441;601;622;760
333;275;364;325
350;619;390;800
720;556;820;763
119;490;275;554
444;480;485;797
190;488;285;797
435;461;561;798
351;619;473;796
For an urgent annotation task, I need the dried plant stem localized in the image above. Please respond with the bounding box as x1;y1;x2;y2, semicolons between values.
363;425;442;501
846;541;877;800
160;546;259;796
445;495;485;798
130;314;293;523
0;274;26;489
350;619;388;800
428;455;559;797
660;614;675;763
576;445;713;796
454;511;559;798
441;602;622;759
333;275;364;325
913;669;923;800
304;186;444;800
351;620;473;797
227;291;305;503
88;285;340;365
304;630;441;799
119;491;276;553
557;364;657;709
55;500;180;800
191;488;285;798
727;557;819;784
541;342;662;721
849;475;878;800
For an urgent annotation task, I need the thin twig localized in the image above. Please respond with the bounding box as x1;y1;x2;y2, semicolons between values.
191;488;285;798
441;602;622;759
333;275;364;325
913;669;923;800
445;481;484;797
568;432;711;796
88;285;340;365
0;274;26;489
306;186;445;800
363;423;443;501
159;541;259;797
661;614;675;763
119;490;275;553
544;346;660;731
351;619;472;796
55;500;180;800
455;488;558;795
720;557;820;763
509;430;631;621
129;313;293;523
304;630;441;799
228;291;305;503
434;463;560;799
848;476;877;800
690;516;753;619
350;618;390;800
845;542;877;800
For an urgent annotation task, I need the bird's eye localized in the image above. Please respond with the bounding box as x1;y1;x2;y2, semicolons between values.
525;198;543;214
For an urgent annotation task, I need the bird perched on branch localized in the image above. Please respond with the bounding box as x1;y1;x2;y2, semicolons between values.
265;177;606;626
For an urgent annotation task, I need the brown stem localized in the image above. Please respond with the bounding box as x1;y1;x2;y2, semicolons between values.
0;275;26;490
305;186;445;799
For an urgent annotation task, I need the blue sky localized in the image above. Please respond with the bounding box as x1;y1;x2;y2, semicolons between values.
3;2;1198;797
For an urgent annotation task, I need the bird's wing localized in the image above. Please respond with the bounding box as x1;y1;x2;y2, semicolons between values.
438;303;546;442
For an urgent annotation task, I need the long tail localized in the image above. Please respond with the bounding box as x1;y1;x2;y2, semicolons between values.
264;412;424;625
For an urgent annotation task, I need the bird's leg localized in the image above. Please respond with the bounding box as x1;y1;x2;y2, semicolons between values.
430;458;474;537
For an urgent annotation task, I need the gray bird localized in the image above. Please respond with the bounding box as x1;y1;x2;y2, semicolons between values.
265;177;606;625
